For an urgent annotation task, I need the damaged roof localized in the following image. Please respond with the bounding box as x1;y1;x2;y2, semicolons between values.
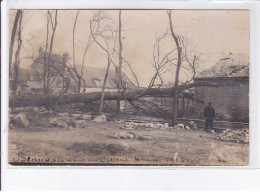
198;53;249;78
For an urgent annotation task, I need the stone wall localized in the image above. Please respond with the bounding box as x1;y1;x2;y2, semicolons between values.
194;77;249;121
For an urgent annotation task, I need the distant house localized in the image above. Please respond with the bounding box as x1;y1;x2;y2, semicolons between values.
194;53;249;122
16;47;137;95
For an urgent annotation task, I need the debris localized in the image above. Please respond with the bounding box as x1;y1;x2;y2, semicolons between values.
190;123;198;130
82;114;92;120
33;107;39;112
135;134;150;141
149;123;155;128
50;117;59;125
93;114;106;123
58;112;70;118
112;131;135;139
12;113;30;127
216;128;249;144
50;117;67;128
70;114;82;119
73;120;86;128
177;123;185;129
164;123;169;129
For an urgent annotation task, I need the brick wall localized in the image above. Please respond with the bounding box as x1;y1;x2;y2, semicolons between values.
194;77;249;121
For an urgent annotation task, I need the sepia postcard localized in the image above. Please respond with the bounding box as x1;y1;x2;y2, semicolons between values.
8;9;249;166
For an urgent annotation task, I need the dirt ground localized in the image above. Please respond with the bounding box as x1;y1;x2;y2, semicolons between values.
9;112;249;166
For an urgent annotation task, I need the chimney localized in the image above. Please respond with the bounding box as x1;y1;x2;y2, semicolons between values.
63;52;69;62
39;47;44;58
62;52;70;70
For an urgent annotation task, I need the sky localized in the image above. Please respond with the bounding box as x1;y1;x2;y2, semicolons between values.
10;9;249;87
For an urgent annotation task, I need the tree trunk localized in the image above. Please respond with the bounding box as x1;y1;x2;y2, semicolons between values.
168;10;182;126
117;10;123;113
9;10;22;77
72;11;81;93
43;11;50;93
99;57;111;114
9;81;220;108
12;11;23;96
46;10;58;95
77;75;81;93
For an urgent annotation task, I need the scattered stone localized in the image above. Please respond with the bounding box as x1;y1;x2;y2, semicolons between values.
177;123;185;129
164;123;169;129
135;134;150;141
33;107;39;112
73;120;86;128
12;113;30;127
50;117;67;128
112;131;135;139
82;114;92;120
190;123;198;130
50;117;59;125
70;114;82;119
58;112;70;118
216;128;249;144
149;123;155;128
189;121;194;125
93;114;106;123
67;126;74;130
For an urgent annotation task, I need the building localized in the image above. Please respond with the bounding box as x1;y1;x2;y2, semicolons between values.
194;53;249;122
194;76;249;121
15;47;137;95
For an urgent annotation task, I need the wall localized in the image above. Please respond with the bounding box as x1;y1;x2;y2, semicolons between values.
194;77;249;121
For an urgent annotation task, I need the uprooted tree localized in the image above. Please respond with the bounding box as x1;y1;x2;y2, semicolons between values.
9;10;216;126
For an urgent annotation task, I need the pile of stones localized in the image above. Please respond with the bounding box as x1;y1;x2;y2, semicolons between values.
49;112;93;129
114;120;198;131
216;128;249;144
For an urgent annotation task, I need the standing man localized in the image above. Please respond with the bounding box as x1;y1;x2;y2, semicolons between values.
204;102;216;132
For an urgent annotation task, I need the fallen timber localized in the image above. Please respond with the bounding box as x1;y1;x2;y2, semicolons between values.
9;82;220;108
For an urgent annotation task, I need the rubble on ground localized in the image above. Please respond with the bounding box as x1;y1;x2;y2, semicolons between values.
111;131;150;141
216;128;249;144
176;123;184;129
116;120;172;130
50;117;68;128
11;113;30;127
114;120;199;131
93;114;107;123
70;113;92;120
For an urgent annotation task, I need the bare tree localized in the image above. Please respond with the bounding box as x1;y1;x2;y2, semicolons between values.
80;33;94;93
12;10;24;95
89;10;142;114
90;11;120;114
45;10;58;95
167;10;183;126
116;10;123;113
71;10;86;93
9;10;23;78
43;10;50;93
99;57;111;114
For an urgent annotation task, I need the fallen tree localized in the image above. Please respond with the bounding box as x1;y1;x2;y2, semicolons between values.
9;82;220;108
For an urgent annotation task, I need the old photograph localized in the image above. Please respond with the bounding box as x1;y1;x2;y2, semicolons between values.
8;9;249;166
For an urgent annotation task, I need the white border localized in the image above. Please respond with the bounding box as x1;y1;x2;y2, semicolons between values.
1;0;260;190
